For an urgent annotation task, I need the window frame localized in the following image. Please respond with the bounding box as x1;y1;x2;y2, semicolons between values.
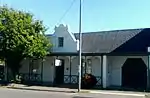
58;37;64;47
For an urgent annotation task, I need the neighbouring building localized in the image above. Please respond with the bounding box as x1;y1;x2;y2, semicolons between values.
6;24;150;90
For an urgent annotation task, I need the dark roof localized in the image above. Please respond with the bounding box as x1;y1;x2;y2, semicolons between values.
74;28;148;53
112;28;150;53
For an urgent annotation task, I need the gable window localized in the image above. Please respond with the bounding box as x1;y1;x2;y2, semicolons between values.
58;37;64;47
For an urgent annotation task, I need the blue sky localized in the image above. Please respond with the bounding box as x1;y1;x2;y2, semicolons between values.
1;0;150;34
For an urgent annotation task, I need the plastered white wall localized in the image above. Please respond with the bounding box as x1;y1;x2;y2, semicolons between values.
49;24;78;53
108;56;148;86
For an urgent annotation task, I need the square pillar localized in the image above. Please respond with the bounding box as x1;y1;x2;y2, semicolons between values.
147;55;150;89
102;55;108;88
41;58;44;83
147;47;150;89
53;56;57;84
69;56;72;84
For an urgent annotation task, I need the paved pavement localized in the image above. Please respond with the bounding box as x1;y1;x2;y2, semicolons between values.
0;88;147;98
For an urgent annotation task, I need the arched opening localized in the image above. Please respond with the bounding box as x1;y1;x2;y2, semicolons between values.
122;58;147;89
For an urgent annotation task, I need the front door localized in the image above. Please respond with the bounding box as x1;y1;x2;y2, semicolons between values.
55;59;64;85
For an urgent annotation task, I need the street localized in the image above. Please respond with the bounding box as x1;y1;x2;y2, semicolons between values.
0;88;146;98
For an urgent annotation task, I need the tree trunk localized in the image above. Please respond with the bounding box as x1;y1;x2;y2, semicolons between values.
11;65;19;82
6;58;22;83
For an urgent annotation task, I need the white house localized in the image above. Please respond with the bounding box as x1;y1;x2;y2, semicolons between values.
9;24;150;90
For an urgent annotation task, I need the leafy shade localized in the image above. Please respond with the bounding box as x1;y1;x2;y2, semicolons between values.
0;6;52;81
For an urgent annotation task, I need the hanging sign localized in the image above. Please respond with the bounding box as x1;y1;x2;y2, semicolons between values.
148;47;150;52
55;59;61;66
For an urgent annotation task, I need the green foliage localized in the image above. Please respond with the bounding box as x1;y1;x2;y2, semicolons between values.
0;59;5;64
0;5;52;80
0;5;52;59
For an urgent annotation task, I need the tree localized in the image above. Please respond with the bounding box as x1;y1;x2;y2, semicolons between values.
0;5;52;81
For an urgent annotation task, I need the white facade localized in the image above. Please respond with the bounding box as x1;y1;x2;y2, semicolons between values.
48;24;78;53
19;24;149;89
19;24;79;84
107;56;148;87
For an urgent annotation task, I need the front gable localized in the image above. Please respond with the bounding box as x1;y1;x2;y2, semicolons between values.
49;24;78;53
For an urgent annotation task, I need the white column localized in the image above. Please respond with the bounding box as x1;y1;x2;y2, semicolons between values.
102;55;107;88
147;55;150;88
53;56;56;84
